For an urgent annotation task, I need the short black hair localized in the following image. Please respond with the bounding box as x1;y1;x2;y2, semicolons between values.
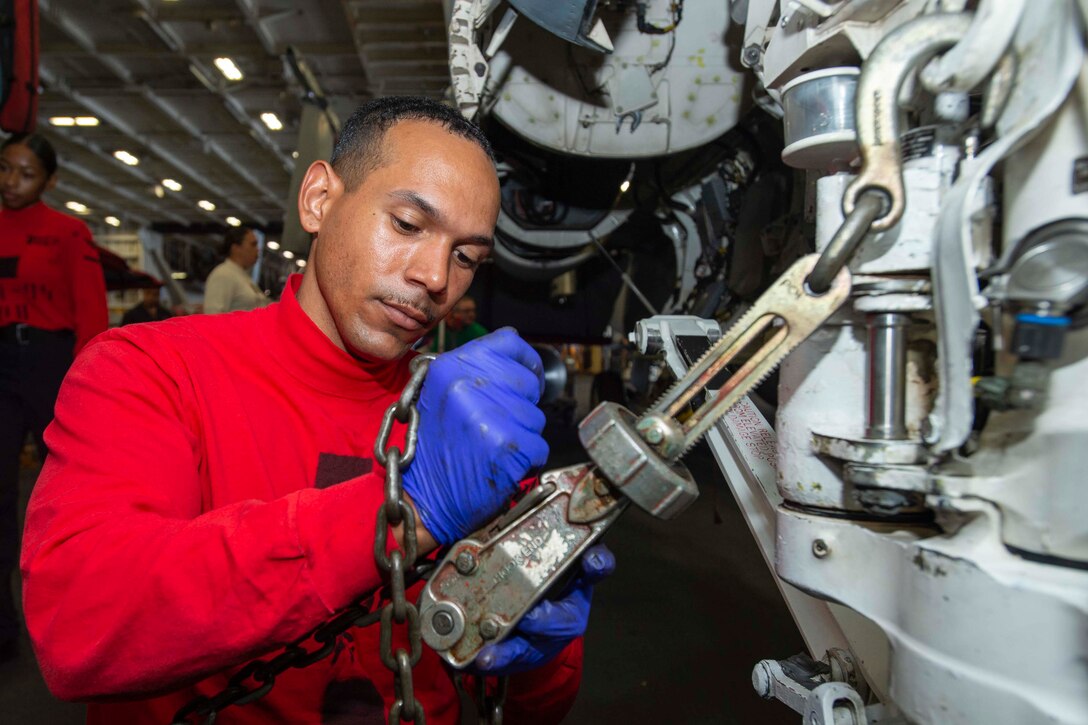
221;226;251;257
2;133;58;176
330;96;494;190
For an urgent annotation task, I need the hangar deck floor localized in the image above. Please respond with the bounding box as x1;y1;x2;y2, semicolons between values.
2;416;801;724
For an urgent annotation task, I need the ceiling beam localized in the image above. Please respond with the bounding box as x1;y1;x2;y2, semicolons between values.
132;2;295;176
234;0;282;56
133;84;286;208
42;127;223;226
52;159;189;226
83;41;359;58
40;69;269;226
52;179;153;228
38;0;276;225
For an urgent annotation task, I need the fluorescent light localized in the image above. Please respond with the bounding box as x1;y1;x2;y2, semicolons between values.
213;57;244;81
296;259;307;268
50;115;101;127
114;150;139;166
104;216;121;227
162;178;182;191
266;240;280;250
282;250;295;260
171;271;188;280
153;185;166;199
225;216;241;227
197;200;216;211
619;180;630;193
291;150;299;159
65;201;89;214
260;112;283;131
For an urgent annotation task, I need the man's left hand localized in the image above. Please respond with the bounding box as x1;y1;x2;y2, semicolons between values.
472;543;616;676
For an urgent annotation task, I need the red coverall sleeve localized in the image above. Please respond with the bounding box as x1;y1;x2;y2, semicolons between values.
21;336;390;700
503;638;584;723
68;226;108;354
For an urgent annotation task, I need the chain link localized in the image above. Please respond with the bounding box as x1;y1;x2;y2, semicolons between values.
374;354;431;724
170;602;385;724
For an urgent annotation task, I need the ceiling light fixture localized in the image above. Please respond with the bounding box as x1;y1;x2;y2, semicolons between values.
65;201;89;214
225;216;241;227
282;250;295;260
198;200;216;211
266;240;280;250
296;259;307;268
75;116;100;126
213;57;244;82
113;150;140;166
49;116;75;126
171;271;188;280
260;112;283;131
162;178;182;192
104;216;121;227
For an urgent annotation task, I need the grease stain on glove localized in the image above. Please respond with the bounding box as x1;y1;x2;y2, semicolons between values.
402;328;548;546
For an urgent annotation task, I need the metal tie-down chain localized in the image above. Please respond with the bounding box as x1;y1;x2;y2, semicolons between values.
170;588;392;723
372;353;507;725
372;354;430;724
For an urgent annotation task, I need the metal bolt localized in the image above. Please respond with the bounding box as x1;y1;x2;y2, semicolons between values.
455;551;477;575
752;660;774;698
474;62;487;77
641;422;664;445
742;45;761;67
479;617;501;640
812;539;830;559
432;611;455;636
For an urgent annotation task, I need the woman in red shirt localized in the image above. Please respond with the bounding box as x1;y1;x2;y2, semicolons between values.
0;133;107;657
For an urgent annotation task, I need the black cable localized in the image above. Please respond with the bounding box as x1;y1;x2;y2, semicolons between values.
636;0;684;35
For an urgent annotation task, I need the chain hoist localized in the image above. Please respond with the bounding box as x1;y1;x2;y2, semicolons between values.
420;249;861;666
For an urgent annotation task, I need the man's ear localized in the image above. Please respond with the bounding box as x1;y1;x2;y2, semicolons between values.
45;173;58;193
298;160;344;234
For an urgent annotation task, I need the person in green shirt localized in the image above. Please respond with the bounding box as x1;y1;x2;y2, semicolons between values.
429;295;488;352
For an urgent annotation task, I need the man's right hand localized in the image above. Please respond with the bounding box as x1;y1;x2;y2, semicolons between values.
402;328;548;547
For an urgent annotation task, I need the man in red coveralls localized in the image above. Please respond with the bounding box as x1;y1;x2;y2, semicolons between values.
20;97;613;724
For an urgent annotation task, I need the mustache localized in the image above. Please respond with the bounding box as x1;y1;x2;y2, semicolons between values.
381;293;437;325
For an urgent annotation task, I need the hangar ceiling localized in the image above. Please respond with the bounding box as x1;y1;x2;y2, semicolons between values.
34;0;451;244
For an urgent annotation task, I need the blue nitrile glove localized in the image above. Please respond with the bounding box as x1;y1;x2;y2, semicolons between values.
473;543;616;676
402;328;548;547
